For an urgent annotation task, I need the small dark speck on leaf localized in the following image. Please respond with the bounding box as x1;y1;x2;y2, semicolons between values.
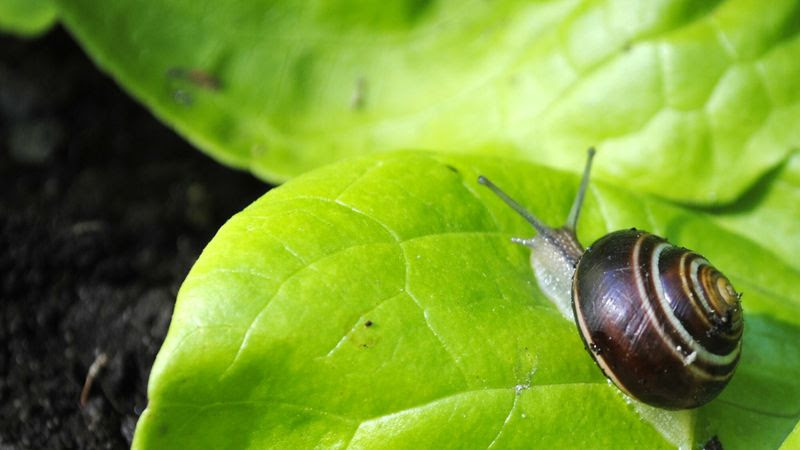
703;435;723;450
167;67;221;91
166;67;184;78
365;320;373;328
444;164;460;174
172;90;193;106
350;77;368;111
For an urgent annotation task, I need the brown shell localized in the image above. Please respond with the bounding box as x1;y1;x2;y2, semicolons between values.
572;229;743;409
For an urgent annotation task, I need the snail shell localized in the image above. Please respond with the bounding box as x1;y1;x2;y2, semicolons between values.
574;229;743;409
478;149;743;410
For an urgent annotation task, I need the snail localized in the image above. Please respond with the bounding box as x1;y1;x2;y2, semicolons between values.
477;149;743;409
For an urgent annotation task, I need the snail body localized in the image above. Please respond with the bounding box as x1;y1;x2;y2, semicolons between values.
478;149;743;410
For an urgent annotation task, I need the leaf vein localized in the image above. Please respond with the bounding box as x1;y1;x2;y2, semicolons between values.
401;243;471;387
216;241;396;380
486;392;518;449
321;291;407;358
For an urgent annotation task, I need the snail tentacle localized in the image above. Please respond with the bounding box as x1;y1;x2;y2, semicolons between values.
478;148;743;410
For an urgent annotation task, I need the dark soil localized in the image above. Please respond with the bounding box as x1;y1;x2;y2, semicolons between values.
0;27;268;449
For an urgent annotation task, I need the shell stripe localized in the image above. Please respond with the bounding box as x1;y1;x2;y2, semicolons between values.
680;253;743;341
677;252;712;327
697;268;743;339
648;243;741;367
681;253;742;343
630;236;734;382
689;257;716;316
572;289;637;399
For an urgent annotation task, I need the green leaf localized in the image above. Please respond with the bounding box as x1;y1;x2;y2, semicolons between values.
697;151;800;273
55;0;800;203
0;0;56;36
133;152;800;449
781;421;800;449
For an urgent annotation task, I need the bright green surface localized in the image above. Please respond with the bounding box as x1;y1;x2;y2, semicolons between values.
0;0;56;36
133;152;800;449
700;152;800;274
781;421;800;449
56;0;800;203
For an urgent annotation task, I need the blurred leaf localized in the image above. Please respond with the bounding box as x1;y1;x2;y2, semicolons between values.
0;0;56;36
55;0;800;203
133;152;800;449
696;151;800;273
781;421;800;449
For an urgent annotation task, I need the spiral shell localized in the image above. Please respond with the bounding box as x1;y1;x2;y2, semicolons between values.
572;229;743;409
478;149;744;409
